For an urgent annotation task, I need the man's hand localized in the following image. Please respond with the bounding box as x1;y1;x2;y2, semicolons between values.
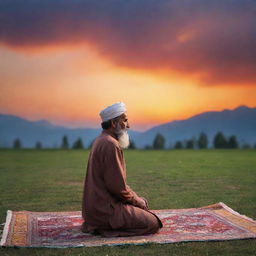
141;197;149;208
137;197;149;210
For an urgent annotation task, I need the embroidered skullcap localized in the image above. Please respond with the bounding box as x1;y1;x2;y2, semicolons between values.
100;102;127;122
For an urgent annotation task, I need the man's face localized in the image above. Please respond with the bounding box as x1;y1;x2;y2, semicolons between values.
118;113;130;130
114;113;130;149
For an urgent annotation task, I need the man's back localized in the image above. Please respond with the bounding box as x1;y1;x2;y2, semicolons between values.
82;130;124;228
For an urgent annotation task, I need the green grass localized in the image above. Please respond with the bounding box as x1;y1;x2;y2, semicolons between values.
0;149;255;255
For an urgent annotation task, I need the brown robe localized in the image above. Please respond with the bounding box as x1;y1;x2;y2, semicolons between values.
82;130;162;237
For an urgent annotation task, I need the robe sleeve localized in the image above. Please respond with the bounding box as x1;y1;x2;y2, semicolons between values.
103;143;145;208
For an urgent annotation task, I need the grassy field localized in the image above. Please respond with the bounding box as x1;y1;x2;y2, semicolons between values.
0;149;255;255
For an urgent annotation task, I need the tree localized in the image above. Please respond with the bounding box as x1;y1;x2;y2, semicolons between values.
228;135;238;149
242;143;251;149
144;145;152;150
174;141;183;149
72;138;84;149
152;133;165;149
13;138;22;149
89;139;95;149
198;132;208;149
213;132;228;149
35;141;42;149
61;135;69;149
185;139;194;149
128;140;136;149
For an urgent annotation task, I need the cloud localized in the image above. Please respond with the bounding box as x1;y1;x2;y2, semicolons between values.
1;0;256;86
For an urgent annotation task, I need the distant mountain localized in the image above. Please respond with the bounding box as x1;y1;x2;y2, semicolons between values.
0;114;101;148
0;105;255;148
132;105;256;148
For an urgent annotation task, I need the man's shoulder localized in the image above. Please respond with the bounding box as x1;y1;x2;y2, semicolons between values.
94;132;120;150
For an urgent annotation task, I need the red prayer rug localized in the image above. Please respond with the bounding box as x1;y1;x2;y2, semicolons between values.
1;202;256;248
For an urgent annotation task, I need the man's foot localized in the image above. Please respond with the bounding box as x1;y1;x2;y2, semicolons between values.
81;222;100;235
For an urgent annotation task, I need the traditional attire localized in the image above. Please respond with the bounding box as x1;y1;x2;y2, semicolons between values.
99;102;127;122
82;130;162;237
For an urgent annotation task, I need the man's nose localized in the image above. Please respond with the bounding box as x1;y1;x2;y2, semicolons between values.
127;122;130;129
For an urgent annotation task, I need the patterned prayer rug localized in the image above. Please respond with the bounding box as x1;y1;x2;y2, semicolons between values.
1;202;256;248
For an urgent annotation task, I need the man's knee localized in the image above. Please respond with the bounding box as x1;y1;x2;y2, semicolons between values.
145;214;161;234
152;216;161;232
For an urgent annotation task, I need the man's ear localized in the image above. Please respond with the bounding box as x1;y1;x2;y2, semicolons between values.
111;120;117;129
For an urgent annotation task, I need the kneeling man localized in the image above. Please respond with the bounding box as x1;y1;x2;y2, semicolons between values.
82;102;162;237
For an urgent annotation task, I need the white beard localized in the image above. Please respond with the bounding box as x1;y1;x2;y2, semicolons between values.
115;125;130;149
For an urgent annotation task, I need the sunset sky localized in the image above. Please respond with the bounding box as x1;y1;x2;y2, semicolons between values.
0;0;256;131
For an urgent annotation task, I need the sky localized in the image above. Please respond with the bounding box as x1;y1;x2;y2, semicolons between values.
0;0;256;131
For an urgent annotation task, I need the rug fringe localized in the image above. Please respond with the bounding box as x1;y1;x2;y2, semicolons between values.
218;202;256;222
0;210;12;246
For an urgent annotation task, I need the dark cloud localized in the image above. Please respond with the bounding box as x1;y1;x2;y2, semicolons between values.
1;0;256;86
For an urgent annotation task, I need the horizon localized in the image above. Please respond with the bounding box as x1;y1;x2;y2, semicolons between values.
1;104;254;132
1;1;256;130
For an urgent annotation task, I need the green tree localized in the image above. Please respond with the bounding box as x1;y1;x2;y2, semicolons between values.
144;145;152;150
72;138;84;149
152;133;165;149
61;135;69;149
198;132;208;149
185;139;194;149
89;139;95;149
128;140;136;149
228;135;238;149
13;138;22;149
35;141;42;149
213;132;228;149
174;141;183;149
242;143;251;149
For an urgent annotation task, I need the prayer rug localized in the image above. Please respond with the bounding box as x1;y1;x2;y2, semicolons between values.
1;202;256;248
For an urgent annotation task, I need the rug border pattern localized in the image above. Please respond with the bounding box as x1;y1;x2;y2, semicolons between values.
1;202;256;248
0;210;12;246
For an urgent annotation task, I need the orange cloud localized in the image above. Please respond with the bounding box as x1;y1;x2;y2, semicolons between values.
1;43;255;131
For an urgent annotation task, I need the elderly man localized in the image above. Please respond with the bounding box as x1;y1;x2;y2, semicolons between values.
82;102;162;237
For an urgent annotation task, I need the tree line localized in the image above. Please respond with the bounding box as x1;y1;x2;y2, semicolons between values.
9;132;256;150
144;131;256;150
12;135;86;149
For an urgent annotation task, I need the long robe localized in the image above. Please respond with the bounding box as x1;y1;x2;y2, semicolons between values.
82;130;162;237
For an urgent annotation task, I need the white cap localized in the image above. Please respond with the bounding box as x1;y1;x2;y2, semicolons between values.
99;102;127;122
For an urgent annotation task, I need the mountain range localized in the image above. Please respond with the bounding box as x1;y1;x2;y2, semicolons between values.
0;105;255;148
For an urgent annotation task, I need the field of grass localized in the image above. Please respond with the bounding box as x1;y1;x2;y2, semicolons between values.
0;149;255;255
